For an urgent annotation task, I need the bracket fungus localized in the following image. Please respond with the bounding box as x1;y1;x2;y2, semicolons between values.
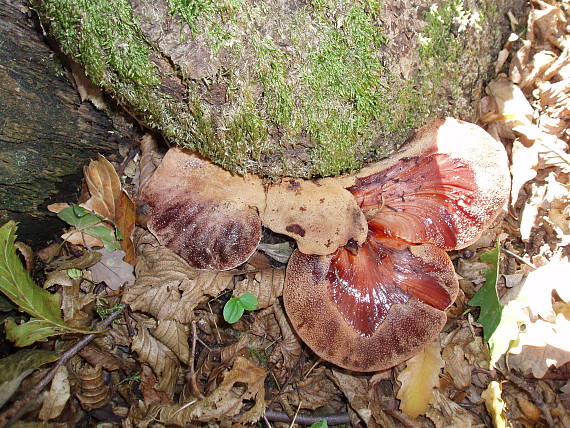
141;117;509;372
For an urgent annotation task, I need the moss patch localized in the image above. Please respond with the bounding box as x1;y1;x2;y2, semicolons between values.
35;0;513;178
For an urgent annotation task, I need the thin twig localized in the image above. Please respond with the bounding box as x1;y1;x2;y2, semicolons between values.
0;307;126;428
264;409;351;425
501;247;537;270
289;401;302;428
188;321;204;399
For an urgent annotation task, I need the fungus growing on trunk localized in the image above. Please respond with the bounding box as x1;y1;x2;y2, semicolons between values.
141;118;509;371
284;118;510;371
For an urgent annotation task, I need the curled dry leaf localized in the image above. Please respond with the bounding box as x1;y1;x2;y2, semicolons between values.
269;301;302;384
137;134;162;194
329;368;375;426
396;339;443;419
81;155;136;264
157;357;265;424
75;364;110;411
153;320;190;364
140;364;171;406
284;366;343;411
39;365;70;421
123;245;233;323
481;381;508;428
78;344;131;372
426;390;477;428
132;324;179;398
233;268;284;310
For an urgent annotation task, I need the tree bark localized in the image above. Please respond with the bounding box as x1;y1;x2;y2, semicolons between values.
33;0;527;179
0;1;118;245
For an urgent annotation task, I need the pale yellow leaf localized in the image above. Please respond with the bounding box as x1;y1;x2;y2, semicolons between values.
396;339;443;418
39;365;70;421
481;381;508;428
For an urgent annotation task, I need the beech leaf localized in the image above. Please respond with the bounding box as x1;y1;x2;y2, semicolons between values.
0;222;91;346
39;365;70;421
396;339;443;419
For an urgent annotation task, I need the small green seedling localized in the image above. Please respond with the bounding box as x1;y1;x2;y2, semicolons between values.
66;268;83;279
310;420;328;428
57;204;121;251
223;292;258;323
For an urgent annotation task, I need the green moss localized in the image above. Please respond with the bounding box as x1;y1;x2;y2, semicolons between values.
36;0;160;87
167;0;214;33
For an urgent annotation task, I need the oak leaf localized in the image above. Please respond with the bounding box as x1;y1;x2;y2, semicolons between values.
396;339;443;419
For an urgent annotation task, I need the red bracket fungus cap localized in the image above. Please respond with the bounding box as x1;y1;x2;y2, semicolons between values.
284;118;510;372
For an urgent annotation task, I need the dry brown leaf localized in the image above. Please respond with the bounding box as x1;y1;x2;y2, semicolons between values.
481;381;508;428
61;230;105;248
140;365;171;406
132;323;179;398
508;313;570;378
157;357;266;424
49;251;102;271
233;269;284;309
396;339;443;418
78;344;130;372
69;59;107;110
75;364;110;411
44;270;75;289
81;155;136;264
284;366;343;410
426;390;476;428
137;134;162;195
329;368;375;425
89;249;135;290
60;280;95;329
38;365;70;421
442;344;471;390
153;320;189;364
123;245;233;323
269;301;302;384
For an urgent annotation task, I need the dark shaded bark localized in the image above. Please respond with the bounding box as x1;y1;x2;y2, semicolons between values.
0;1;119;245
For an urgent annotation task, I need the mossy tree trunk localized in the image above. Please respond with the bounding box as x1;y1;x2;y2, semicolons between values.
33;0;526;179
0;1;119;245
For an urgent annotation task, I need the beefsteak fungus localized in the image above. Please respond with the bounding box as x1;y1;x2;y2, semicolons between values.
141;118;509;372
284;118;510;371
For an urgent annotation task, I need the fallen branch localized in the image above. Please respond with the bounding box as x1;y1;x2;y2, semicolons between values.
0;306;126;428
264;408;350;425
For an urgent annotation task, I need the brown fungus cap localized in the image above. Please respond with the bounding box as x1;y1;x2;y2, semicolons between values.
284;118;510;371
261;178;367;255
284;236;458;372
141;148;265;270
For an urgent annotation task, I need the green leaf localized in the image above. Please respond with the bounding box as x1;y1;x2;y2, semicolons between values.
83;226;121;251
66;268;82;279
223;297;245;324
0;349;58;408
0;221;92;346
57;205;101;229
468;242;503;343
4;318;70;347
310;420;328;428
237;292;258;311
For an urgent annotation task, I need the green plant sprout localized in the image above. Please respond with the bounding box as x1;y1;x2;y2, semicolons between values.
223;292;258;324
